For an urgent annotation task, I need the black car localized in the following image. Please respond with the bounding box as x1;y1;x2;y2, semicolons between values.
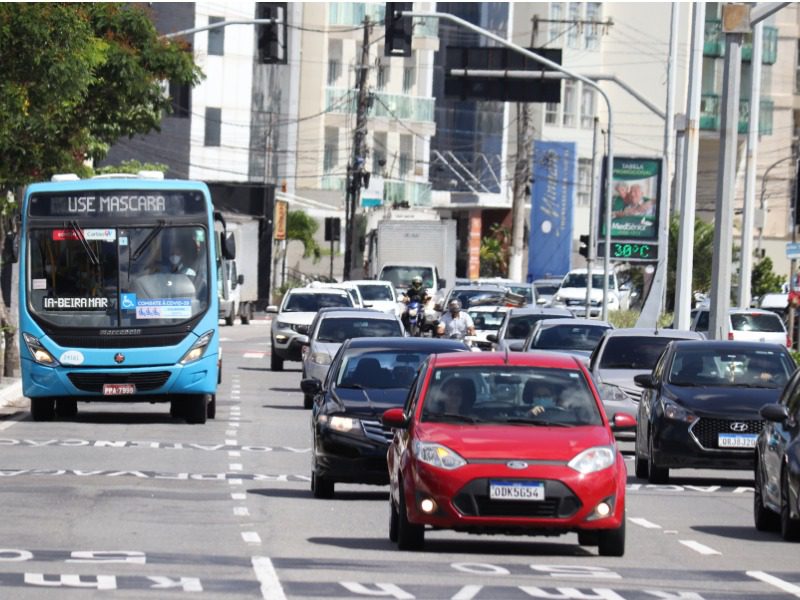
634;340;795;484
754;366;800;541
301;337;469;499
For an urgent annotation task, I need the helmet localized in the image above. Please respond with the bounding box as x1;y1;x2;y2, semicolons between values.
448;299;461;312
411;276;423;287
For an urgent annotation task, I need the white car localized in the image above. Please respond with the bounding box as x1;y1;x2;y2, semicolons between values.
465;305;508;351
350;280;404;316
690;307;789;347
549;268;629;317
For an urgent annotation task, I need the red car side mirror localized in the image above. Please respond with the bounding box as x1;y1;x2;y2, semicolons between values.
382;407;408;429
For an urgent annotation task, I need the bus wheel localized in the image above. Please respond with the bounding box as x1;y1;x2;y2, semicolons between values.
56;398;78;419
170;399;183;419
186;394;208;424
31;397;56;421
207;395;217;419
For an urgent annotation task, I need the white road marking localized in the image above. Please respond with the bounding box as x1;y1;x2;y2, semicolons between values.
242;532;262;544
231;493;246;501
231;406;241;412
0;414;25;431
230;463;243;471
243;352;264;359
748;571;800;597
226;439;238;445
679;540;721;555
252;556;287;600
226;430;237;436
228;478;243;486
230;422;241;428
229;451;242;458
234;506;250;517
629;517;662;529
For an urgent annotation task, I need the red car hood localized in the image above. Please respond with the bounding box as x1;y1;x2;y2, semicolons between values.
416;423;613;461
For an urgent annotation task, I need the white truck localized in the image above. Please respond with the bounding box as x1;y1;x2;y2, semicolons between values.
218;215;260;325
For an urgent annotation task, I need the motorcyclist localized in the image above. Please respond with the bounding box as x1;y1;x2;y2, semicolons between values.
402;275;429;333
436;299;475;340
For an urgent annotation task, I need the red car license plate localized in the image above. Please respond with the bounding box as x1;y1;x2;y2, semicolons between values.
103;383;136;396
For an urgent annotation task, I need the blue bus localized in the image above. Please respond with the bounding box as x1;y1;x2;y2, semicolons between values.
17;174;235;423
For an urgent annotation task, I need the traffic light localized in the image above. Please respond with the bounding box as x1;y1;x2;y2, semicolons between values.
256;3;287;64
385;3;412;57
579;234;590;259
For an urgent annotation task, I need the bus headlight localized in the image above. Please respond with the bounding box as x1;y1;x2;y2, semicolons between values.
179;330;214;365
22;333;58;366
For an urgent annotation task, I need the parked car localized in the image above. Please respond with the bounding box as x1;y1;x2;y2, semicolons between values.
350;279;404;316
533;277;564;306
488;306;573;352
382;350;635;553
589;328;705;439
690;307;790;347
754;366;800;540
301;308;405;408
634;340;795;484
302;337;470;498
522;318;614;361
465;306;508;351
268;287;354;371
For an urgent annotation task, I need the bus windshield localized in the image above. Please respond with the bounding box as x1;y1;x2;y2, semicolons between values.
28;225;209;328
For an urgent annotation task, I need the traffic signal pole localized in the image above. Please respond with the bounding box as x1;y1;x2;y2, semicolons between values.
401;9;616;320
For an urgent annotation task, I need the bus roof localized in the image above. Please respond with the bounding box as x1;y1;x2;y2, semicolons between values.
25;178;211;196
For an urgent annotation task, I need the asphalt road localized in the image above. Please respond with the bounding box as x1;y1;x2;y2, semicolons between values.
0;320;798;599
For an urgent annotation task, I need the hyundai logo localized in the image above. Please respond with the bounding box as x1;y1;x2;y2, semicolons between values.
507;461;528;470
730;422;748;433
114;353;125;364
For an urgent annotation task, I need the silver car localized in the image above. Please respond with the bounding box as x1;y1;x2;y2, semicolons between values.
589;328;705;439
301;309;405;408
488;306;573;352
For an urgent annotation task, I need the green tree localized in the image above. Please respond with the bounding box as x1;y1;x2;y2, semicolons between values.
480;224;509;277
287;211;321;261
751;256;785;299
666;215;715;310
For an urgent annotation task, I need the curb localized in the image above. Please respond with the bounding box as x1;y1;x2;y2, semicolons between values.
0;379;26;409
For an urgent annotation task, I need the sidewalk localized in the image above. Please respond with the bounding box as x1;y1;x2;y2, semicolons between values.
0;378;26;413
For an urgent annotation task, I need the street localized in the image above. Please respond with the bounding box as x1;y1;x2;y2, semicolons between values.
0;320;798;599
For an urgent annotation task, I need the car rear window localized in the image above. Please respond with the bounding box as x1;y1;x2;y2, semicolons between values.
357;284;394;301
730;313;785;333
336;351;429;389
532;325;609;352
284;293;351;312
506;314;569;339
599;337;673;370
317;317;403;343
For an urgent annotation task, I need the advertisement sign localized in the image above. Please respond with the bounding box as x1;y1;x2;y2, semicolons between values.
468;210;481;280
274;200;288;241
361;175;385;208
527;141;576;282
601;157;662;240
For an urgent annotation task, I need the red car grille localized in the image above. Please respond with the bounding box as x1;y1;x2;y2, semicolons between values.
453;479;581;518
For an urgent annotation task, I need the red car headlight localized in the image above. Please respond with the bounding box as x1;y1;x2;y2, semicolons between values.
568;446;616;474
412;441;467;470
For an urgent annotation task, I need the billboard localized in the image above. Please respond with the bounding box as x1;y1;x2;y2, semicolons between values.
528;141;576;281
601;157;662;240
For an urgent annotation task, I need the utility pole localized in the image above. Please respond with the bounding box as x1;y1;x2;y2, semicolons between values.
343;18;372;281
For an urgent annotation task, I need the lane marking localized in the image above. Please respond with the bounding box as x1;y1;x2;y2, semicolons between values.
243;353;264;359
242;532;262;544
252;556;287;600
226;430;237;437
228;479;243;486
679;540;721;555
225;439;238;445
234;506;250;517
748;571;800;597
230;463;243;471
629;517;662;529
229;451;242;458
230;422;241;428
231;492;246;501
0;414;25;432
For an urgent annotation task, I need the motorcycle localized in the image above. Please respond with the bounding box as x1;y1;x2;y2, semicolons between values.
405;299;425;337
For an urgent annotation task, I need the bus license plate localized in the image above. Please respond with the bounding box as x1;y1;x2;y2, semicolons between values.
489;481;545;501
718;433;757;448
103;383;136;396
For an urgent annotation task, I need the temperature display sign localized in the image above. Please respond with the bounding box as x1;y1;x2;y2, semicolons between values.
598;241;658;262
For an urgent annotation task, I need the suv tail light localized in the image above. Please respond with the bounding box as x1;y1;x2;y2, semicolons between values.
727;332;734;341
787;335;792;348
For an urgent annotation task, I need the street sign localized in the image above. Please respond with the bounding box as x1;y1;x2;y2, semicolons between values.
786;242;800;258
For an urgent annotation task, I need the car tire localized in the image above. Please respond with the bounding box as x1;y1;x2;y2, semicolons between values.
598;518;625;557
647;432;669;484
303;394;313;410
754;460;780;532
270;345;284;372
56;398;78;419
185;394;208;425
311;471;334;499
397;481;424;550
225;306;235;326
634;440;649;479
241;304;252;325
389;499;399;543
780;469;800;541
206;395;216;419
577;531;599;546
31;397;56;421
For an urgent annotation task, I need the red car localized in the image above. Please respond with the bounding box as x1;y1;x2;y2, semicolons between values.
382;351;635;555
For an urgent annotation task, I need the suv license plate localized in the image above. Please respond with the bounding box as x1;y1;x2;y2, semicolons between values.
718;433;757;448
103;383;136;396
489;481;544;501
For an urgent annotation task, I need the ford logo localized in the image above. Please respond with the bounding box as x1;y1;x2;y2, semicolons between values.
507;461;528;470
730;422;748;432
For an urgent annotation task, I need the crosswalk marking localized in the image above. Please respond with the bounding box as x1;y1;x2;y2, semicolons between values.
243;352;265;359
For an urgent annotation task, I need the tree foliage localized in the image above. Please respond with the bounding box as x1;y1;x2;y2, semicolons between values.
287;211;321;262
0;3;202;187
480;223;509;277
751;256;785;299
666;215;715;310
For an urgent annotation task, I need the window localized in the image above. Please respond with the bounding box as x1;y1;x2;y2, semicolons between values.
169;81;190;118
324;127;339;173
399;134;413;176
372;131;387;174
548;3;563;46
580;85;596;129
208;16;225;56
577;159;592;207
585;3;602;50
562;80;577;127
545;99;559;125
327;39;342;86
567;3;581;49
204;107;221;146
377;61;389;90
403;51;416;94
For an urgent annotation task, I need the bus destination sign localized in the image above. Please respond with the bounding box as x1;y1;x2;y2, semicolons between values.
29;191;206;217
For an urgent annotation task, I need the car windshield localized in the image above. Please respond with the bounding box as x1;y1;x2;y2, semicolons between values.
357;284;394;301
421;366;602;426
668;348;793;388
467;310;505;331
335;350;428;389
505;314;569;340
730;313;785;333
283;292;351;312
599;337;674;370
380;266;434;289
317;317;403;343
450;289;506;309
532;325;609;352
561;273;614;290
534;282;559;296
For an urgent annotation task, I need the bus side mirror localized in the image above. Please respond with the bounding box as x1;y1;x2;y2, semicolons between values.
220;232;236;260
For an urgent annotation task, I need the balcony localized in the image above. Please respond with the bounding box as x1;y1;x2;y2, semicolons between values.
384;179;432;207
326;87;435;123
328;3;436;37
699;94;774;135
705;20;779;65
